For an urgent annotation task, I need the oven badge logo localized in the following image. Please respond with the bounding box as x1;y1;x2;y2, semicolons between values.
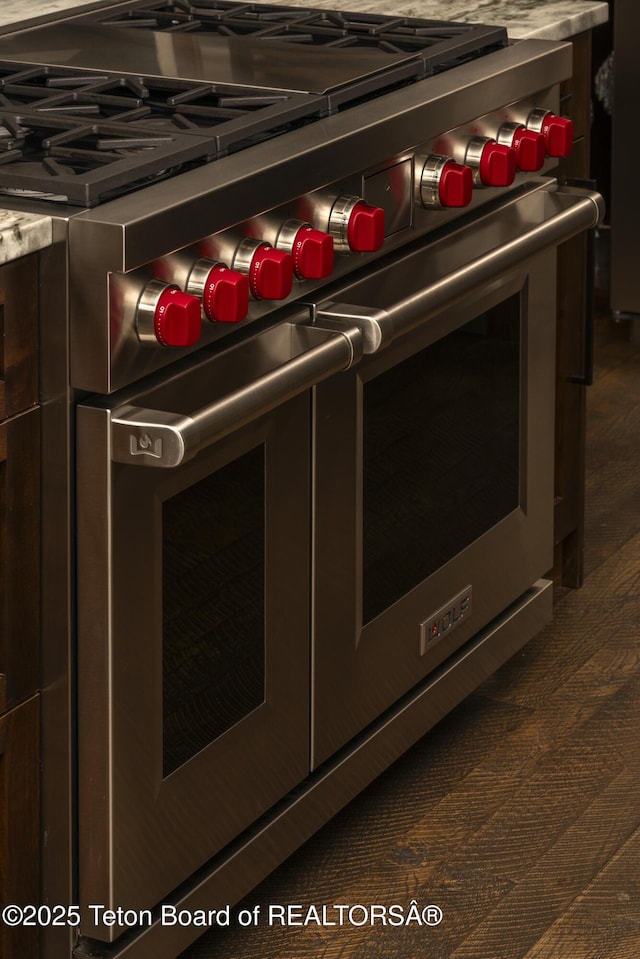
130;432;163;459
419;586;472;656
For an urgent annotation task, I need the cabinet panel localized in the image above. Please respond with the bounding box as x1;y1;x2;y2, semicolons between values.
0;250;40;713
0;256;39;423
0;406;40;714
553;30;593;587
0;695;39;959
611;1;640;312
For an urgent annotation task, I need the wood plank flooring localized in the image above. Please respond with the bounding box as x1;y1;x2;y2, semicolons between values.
181;306;640;959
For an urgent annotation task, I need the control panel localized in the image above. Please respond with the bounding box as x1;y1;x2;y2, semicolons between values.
107;95;572;360
112;193;388;350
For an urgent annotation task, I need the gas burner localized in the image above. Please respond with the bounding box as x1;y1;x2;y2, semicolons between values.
0;63;321;130
0;62;325;203
94;2;508;72
97;4;498;47
0;2;509;206
0;111;215;205
0;65;151;115
112;80;322;152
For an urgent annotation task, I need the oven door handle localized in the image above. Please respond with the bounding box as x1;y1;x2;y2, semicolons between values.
311;185;604;350
110;321;360;467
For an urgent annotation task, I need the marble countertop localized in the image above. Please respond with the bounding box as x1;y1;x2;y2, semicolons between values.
0;0;609;39
0;1;119;30
0;211;53;265
272;0;610;39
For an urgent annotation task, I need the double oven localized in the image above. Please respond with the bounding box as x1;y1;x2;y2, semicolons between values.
0;5;602;957
75;179;600;950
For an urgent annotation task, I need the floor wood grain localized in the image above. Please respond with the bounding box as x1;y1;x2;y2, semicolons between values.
180;309;640;959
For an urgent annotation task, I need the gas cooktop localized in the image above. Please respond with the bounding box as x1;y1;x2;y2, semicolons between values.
0;1;507;206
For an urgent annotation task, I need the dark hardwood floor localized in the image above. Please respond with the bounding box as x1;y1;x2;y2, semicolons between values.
181;289;640;959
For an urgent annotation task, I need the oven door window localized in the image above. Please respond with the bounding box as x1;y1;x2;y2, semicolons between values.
362;296;520;624
313;250;556;769
162;445;265;776
77;393;310;920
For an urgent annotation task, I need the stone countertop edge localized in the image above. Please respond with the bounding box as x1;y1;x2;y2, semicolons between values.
280;2;612;40
501;4;610;40
0;211;53;265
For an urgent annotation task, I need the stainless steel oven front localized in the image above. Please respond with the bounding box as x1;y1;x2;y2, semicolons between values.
75;178;601;941
311;184;565;765
75;320;358;934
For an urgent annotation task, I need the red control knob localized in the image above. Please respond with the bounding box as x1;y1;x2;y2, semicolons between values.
539;113;574;158
478;141;517;187
513;128;546;171
154;286;201;347
346;201;385;252
438;161;474;207
248;244;293;300
504;126;546;171
417;155;474;209
202;264;249;323
292;226;334;279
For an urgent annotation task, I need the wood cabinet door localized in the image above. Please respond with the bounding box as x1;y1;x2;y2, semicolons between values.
0;256;39;423
0;695;39;959
0;406;40;714
0;252;40;712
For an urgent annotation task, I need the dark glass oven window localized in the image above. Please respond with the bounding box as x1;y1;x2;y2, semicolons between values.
362;297;520;624
162;446;265;776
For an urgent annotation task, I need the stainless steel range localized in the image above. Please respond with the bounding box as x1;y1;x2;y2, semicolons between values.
0;4;603;958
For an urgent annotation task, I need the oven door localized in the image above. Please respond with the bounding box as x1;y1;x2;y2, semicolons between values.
75;322;358;938
310;180;602;767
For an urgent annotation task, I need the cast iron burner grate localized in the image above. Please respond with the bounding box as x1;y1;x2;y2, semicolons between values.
0;3;508;205
92;2;508;74
0;109;218;204
0;63;325;204
0;66;160;121
0;64;322;134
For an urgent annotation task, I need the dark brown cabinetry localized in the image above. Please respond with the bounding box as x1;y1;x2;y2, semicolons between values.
611;1;640;315
555;30;593;587
0;696;39;959
0;253;41;959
